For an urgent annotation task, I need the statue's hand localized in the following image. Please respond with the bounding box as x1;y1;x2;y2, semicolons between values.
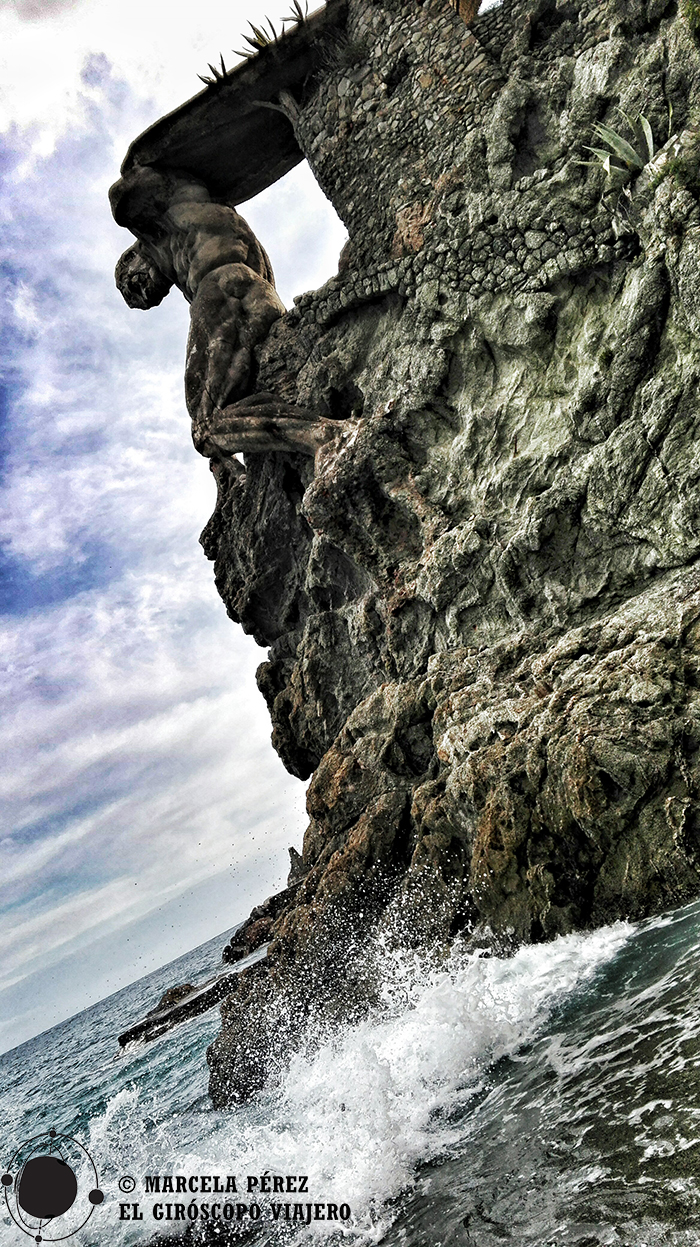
194;393;343;458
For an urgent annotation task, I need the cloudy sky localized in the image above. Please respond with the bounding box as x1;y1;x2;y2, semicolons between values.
0;0;348;1052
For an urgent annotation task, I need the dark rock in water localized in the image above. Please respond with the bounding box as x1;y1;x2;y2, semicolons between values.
117;946;269;1047
112;0;700;1104
221;921;273;965
146;983;196;1015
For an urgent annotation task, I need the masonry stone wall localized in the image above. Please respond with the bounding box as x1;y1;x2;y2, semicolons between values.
257;0;658;345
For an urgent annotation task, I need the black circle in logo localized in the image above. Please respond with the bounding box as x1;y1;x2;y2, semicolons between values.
18;1156;78;1219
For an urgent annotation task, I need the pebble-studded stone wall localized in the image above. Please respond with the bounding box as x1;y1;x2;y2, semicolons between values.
265;0;646;344
281;201;632;339
292;0;501;254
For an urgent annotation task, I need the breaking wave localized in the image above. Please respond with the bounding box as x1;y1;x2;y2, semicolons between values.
3;902;700;1246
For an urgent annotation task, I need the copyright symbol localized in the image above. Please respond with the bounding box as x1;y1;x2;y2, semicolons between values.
118;1176;136;1194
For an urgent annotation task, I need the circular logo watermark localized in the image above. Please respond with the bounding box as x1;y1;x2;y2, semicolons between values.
2;1128;104;1242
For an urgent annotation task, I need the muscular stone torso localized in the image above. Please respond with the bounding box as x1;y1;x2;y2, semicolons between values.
149;199;275;302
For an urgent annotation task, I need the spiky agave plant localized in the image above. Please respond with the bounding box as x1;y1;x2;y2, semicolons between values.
233;17;283;59
581;113;655;186
198;53;229;87
200;1;308;79
283;0;309;26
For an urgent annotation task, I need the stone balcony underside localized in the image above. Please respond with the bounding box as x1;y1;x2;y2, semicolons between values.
119;0;346;203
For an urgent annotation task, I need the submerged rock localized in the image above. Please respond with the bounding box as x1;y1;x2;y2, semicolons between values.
112;0;700;1104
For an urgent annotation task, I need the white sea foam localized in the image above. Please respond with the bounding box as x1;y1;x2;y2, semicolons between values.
81;921;633;1244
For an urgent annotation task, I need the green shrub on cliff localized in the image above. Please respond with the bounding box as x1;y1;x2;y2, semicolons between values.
653;151;700;195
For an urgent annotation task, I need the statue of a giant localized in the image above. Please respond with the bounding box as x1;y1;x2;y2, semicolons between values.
110;165;337;457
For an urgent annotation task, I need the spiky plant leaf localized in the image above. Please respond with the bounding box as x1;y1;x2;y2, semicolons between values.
247;20;276;45
618;110;655;163
592;123;645;170
585;145;620;163
639;115;654;161
584;147;628;176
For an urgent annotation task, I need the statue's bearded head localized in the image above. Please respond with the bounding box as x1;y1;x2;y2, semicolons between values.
115;243;173;310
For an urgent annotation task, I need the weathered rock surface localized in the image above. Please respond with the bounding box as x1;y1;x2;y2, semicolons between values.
202;0;700;1103
113;0;700;1106
117;946;270;1048
221;884;298;963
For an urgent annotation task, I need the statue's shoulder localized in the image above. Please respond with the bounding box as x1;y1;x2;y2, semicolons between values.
168;200;238;230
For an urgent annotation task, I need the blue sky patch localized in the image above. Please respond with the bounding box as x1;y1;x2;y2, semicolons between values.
0;537;120;616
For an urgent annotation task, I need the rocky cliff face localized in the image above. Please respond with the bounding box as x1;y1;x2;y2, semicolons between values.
119;0;700;1104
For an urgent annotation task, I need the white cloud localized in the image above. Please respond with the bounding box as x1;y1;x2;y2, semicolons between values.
0;0;88;20
10;281;42;331
0;3;347;1044
0;0;331;161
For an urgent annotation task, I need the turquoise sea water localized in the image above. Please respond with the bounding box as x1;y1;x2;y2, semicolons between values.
2;900;700;1247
